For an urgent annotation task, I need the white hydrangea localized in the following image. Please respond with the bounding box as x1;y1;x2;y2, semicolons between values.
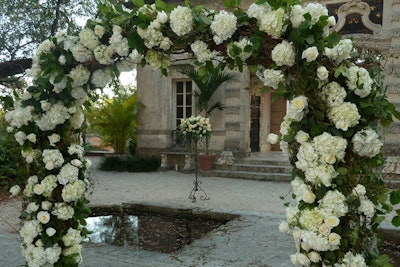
61;180;86;202
295;142;319;172
145;50;170;70
41;174;58;198
321;81;347;107
71;43;93;63
169;6;193;36
71;87;88;105
352;184;366;197
62;244;82;264
299;209;323;232
319;190;348;217
247;3;271;19
62;228;82;247
324;39;353;63
68;144;84;157
308;251;321;263
328;102;360;131
346;66;373;98
14;131;26;145
5;101;35;128
358;197;375;218
249;3;288;39
352;128;383;157
20;220;42;245
313;132;347;164
110;25;129;57
91;68;112;88
290;252;311;266
304;163;337;187
290;5;305;28
128;49;144;64
57;163;79;185
45;244;62;264
137;22;164;49
42;149;65;170
68;65;91;87
52;202;74;220
210;10;237;45
227;38;252;61
304;3;328;24
334;251;367;267
22;243;47;267
70;108;85;130
94;45;114;65
271;40;296;66
317;66;329;81
191;40;217;63
301;230;331;251
256;67;285;89
286;205;300;225
302;46;319;62
79;28;100;50
35;102;70;131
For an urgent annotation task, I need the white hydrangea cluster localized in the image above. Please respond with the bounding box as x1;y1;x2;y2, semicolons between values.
41;175;58;198
145;50;170;70
301;46;319;62
256;67;285;89
68;65;91;87
191;40;217;63
61;180;86;202
247;3;288;39
352;128;383;157
169;6;193;36
334;251;367;267
35;102;70;131
346;65;373;98
136;11;170;50
5;101;34;129
94;45;114;65
20;220;42;245
304;3;329;24
271;40;296;66
324;39;353;63
71;87;88;106
320;190;348;217
313;132;347;164
109;25;129;57
71;43;93;63
51;202;74;220
328;102;360;131
227;38;253;61
321;81;347;107
210;10;237;45
57;163;79;185
91;68;112;88
68;144;85;157
62;228;82;247
42;149;65;170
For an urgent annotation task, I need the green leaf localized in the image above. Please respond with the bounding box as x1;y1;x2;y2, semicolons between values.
337;167;348;175
132;0;145;7
391;216;400;227
223;0;240;8
390;189;400;205
155;0;167;10
371;254;394;267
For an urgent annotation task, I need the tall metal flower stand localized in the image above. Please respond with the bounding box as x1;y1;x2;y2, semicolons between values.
188;139;210;203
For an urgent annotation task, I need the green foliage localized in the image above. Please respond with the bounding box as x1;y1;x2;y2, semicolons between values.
179;63;235;117
87;86;141;155
98;156;160;172
0;113;27;191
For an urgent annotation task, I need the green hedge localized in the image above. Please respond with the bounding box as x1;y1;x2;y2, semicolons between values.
98;156;160;172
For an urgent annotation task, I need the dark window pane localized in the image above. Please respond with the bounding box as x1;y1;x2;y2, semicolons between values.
186;107;192;117
177;95;183;105
177;107;183;118
186;94;192;105
176;82;183;93
186;81;192;91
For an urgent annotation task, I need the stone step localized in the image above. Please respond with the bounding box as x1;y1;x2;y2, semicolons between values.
206;170;292;182
237;158;291;166
214;163;292;173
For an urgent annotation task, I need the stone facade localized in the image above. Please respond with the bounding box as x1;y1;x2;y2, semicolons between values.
136;0;400;158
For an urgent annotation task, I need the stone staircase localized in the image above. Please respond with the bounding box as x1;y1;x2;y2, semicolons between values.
205;152;293;182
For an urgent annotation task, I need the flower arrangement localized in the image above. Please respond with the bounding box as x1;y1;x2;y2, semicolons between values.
5;0;400;266
179;115;212;142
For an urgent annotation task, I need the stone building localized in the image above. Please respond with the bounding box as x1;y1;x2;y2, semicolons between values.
136;0;400;160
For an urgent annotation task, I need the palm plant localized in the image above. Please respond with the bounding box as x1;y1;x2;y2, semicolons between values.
87;91;141;155
179;63;235;117
179;63;235;155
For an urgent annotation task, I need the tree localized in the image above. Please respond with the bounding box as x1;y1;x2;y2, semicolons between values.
0;0;99;83
179;63;235;117
87;87;141;155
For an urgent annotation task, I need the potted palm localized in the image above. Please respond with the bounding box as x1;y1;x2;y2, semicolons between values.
179;63;235;170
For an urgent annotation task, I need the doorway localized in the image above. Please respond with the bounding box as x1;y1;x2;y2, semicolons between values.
250;95;261;152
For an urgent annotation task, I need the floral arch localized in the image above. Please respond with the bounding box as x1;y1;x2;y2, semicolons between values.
5;0;400;266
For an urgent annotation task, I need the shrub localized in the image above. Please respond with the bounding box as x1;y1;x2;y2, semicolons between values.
98;156;160;172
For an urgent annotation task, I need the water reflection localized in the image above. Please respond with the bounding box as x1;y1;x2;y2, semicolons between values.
85;213;227;253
